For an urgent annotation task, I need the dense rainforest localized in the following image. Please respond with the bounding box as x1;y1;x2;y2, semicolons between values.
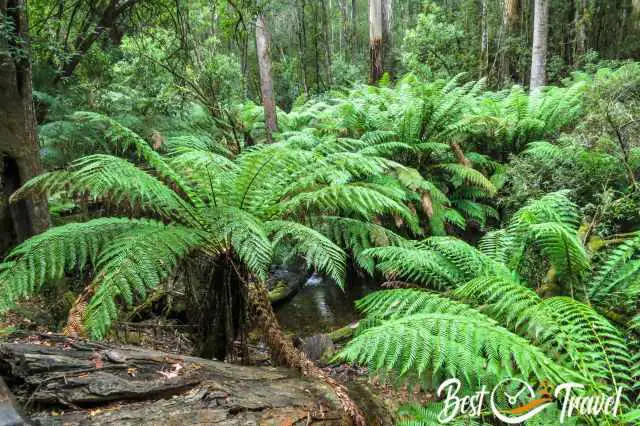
1;0;640;425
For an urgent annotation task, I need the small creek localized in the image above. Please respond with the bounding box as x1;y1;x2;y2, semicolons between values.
275;272;378;337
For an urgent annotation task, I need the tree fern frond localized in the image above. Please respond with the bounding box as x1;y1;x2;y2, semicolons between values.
87;222;207;338
522;141;565;161
478;229;510;263
398;403;482;426
540;297;632;392
279;184;420;234
437;164;497;195
15;154;197;224
71;112;205;209
588;232;640;302
355;289;487;324
0;218;154;313
362;245;463;289
528;222;590;280
338;310;579;387
206;206;272;280
266;220;346;287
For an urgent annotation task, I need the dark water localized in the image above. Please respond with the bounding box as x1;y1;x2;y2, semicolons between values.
275;273;378;337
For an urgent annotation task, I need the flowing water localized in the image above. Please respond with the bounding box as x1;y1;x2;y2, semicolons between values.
275;272;378;337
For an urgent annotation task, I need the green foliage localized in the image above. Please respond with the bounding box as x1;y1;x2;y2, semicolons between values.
1;112;436;337
338;191;639;423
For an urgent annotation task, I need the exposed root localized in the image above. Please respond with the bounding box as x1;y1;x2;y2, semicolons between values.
249;282;366;426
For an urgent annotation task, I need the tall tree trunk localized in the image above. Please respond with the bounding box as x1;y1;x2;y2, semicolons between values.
381;0;392;76
530;0;550;91
321;0;333;85
499;0;520;83
0;0;49;255
368;0;383;84
297;0;309;95
255;14;279;143
351;0;357;57
574;0;587;58
480;0;489;76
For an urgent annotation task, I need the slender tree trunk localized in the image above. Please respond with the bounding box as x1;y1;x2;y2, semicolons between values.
368;0;383;84
255;14;279;143
381;0;392;76
351;0;357;57
499;0;521;82
321;0;332;85
480;0;489;76
0;0;49;255
297;0;309;95
530;0;550;91
574;0;587;58
339;0;349;57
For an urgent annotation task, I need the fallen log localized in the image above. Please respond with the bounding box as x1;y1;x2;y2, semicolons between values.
0;334;351;425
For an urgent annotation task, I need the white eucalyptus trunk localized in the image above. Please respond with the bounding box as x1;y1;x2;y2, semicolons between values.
255;14;279;142
530;0;550;91
368;0;383;83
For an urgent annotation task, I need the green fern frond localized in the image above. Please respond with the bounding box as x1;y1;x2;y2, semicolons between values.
279;184;420;234
528;222;590;279
206;206;272;280
438;164;497;195
14;155;197;224
540;297;632;392
266;220;346;287
71;112;205;209
588;232;640;302
362;245;463;289
86;222;207;338
398;403;482;426
355;289;487;323
338;309;578;387
522;141;564;161
0;218;157;313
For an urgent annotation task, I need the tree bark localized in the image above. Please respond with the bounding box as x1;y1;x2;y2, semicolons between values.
0;335;352;425
381;0;392;75
255;14;279;143
351;0;357;57
480;0;489;76
0;0;49;255
368;0;383;84
574;0;587;58
499;0;520;83
530;0;550;91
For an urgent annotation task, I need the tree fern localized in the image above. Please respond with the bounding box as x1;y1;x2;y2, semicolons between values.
86;222;207;338
0;218;163;312
338;302;579;388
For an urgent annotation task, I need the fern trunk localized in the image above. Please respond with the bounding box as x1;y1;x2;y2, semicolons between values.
249;282;366;425
193;258;248;361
